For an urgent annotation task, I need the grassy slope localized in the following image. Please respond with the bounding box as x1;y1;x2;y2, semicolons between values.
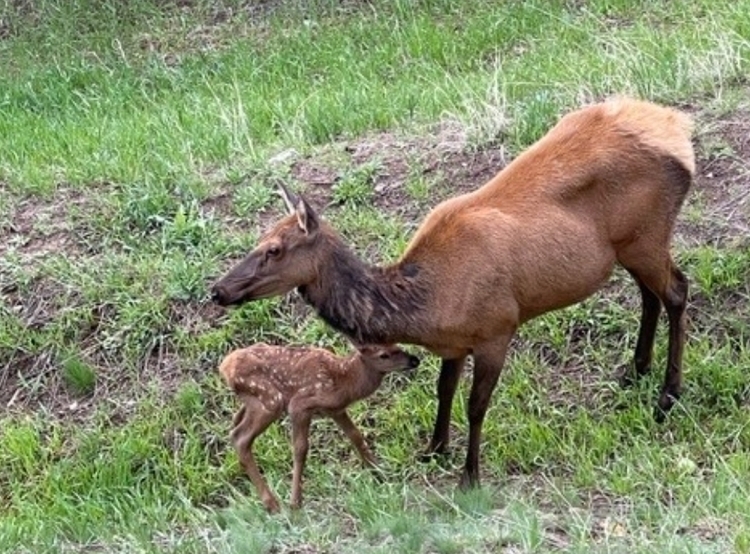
1;1;750;552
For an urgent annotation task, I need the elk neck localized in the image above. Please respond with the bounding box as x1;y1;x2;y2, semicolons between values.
297;234;428;345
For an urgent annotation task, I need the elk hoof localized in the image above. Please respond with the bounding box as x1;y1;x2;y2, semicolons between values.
419;450;446;464
618;371;636;389
618;361;653;389
419;441;449;463
654;391;679;423
458;469;480;491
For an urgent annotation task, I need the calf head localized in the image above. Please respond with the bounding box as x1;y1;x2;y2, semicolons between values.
357;344;420;373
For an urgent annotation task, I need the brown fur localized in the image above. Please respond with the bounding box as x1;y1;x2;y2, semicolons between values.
219;343;419;512
212;97;694;489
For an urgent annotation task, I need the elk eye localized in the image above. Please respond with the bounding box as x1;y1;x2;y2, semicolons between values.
267;246;281;258
378;352;390;359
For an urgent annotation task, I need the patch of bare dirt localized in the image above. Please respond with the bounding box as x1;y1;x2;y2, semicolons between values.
208;107;749;255
0;187;113;418
0;291;227;419
0;186;106;264
676;110;750;246
202;121;506;229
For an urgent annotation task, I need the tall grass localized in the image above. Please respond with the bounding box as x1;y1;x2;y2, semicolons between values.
0;0;748;192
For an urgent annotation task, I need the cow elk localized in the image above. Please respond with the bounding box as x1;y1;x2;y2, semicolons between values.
212;98;695;489
219;342;420;512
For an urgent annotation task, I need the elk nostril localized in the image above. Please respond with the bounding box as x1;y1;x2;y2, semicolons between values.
210;287;224;304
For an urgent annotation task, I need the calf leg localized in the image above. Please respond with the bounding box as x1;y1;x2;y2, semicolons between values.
231;397;281;513
460;334;513;489
424;356;466;458
289;411;312;509
331;410;378;469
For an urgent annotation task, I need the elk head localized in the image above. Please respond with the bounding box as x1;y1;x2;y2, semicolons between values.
211;184;327;306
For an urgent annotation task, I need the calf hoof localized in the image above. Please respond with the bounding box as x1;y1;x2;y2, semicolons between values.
263;496;281;514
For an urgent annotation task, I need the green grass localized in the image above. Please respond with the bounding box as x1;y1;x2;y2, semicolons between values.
1;0;749;192
61;353;97;396
2;0;750;552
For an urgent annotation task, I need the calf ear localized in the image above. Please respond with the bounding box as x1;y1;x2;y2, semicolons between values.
355;344;376;356
295;197;319;235
277;182;298;215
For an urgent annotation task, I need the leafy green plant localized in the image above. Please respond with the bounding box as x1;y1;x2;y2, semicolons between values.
234;180;276;216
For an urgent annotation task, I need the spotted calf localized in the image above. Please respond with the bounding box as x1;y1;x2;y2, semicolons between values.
219;342;419;512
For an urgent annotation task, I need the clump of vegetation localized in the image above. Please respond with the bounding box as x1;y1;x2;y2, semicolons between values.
62;355;97;396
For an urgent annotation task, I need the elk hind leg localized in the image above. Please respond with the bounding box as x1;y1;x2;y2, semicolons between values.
621;252;688;422
656;263;688;420
619;270;662;388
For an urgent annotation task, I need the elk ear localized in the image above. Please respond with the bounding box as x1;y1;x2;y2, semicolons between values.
277;182;298;215
295;197;319;235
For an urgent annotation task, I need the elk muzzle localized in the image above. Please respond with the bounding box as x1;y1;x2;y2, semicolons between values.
210;279;265;306
211;252;267;306
211;284;232;306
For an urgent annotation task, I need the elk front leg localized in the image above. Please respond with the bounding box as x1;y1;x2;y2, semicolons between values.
460;334;513;489
424;356;466;459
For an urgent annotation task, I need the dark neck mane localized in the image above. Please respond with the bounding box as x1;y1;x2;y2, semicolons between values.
298;235;428;345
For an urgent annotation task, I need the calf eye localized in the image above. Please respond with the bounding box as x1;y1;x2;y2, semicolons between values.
378;352;390;359
267;246;281;258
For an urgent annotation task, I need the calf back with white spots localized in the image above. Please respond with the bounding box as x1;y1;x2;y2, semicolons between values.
219;342;418;413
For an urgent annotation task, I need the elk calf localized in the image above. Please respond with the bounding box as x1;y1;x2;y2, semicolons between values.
219;342;419;512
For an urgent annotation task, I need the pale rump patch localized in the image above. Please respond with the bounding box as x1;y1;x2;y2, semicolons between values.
602;97;695;173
